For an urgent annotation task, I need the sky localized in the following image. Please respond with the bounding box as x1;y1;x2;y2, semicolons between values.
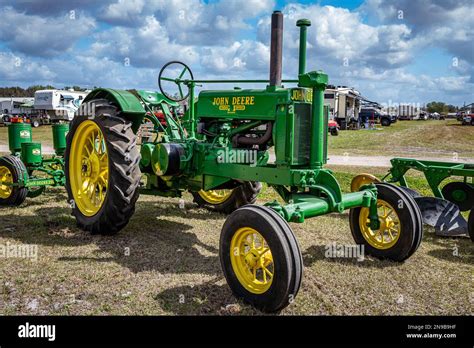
0;0;472;106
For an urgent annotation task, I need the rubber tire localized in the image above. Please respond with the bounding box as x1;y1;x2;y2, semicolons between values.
468;209;474;242
64;99;141;235
381;117;391;126
0;155;28;206
398;186;422;199
32;120;40;128
330;127;339;136
441;182;474;212
349;183;422;262
390;184;423;259
192;181;262;214
220;205;303;313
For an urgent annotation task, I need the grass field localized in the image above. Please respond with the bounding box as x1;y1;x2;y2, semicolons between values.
0;125;53;148
0;166;472;315
328;119;473;159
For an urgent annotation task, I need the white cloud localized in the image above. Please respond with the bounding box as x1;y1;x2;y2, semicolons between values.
200;41;269;74
101;0;274;45
90;15;199;68
0;0;471;105
0;52;56;83
0;7;96;57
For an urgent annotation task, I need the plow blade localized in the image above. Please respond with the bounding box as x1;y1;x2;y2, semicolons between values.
414;197;468;237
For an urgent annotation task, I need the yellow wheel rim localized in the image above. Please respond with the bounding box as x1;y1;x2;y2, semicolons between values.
69;120;109;217
350;173;380;192
230;227;274;294
0;165;13;199
359;199;401;250
198;189;232;204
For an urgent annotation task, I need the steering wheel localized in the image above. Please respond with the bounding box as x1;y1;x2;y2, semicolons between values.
158;61;194;102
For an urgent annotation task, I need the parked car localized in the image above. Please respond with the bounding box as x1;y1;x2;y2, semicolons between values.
429;112;444;120
1;114;10;126
461;114;474;126
359;108;396;126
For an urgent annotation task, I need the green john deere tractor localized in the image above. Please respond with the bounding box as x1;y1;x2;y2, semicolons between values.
0;121;68;206
63;11;423;312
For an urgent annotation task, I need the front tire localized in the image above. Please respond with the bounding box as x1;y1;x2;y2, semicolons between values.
64;99;141;235
0;155;28;206
349;183;422;261
220;205;303;312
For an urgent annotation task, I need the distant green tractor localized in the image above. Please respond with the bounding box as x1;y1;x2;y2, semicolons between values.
63;12;422;312
0;120;67;206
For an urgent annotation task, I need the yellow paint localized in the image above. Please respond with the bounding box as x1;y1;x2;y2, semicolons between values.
212;95;255;114
359;199;401;249
69;120;109;217
230;227;274;294
198;189;232;204
290;88;313;102
0;165;13;199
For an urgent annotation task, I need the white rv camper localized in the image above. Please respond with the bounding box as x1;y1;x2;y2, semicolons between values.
34;89;88;121
324;86;361;130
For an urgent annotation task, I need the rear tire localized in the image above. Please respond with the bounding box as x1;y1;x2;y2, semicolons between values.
349;183;422;261
64;99;141;235
192;181;261;214
0;155;28;206
220;205;303;312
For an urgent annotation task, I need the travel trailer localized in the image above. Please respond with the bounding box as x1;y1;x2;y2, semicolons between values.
324;86;361;130
34;89;89;121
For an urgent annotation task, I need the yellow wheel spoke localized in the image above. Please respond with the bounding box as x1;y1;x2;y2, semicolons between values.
387;229;394;240
70;120;109;216
197;189;233;204
230;227;274;294
359;199;401;250
263;266;273;278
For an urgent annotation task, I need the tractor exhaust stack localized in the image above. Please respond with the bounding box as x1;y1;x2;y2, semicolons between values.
269;11;283;87
296;18;311;75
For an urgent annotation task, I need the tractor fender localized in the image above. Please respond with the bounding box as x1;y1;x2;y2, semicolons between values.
80;88;146;133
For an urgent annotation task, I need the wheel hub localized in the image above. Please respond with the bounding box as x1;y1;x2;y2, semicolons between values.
359;199;401;249
230;227;274;294
83;152;101;182
244;249;260;268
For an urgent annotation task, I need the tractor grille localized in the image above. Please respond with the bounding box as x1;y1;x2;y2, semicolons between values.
293;103;311;165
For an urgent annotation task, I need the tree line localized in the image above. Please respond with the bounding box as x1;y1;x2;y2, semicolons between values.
426;101;462;114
